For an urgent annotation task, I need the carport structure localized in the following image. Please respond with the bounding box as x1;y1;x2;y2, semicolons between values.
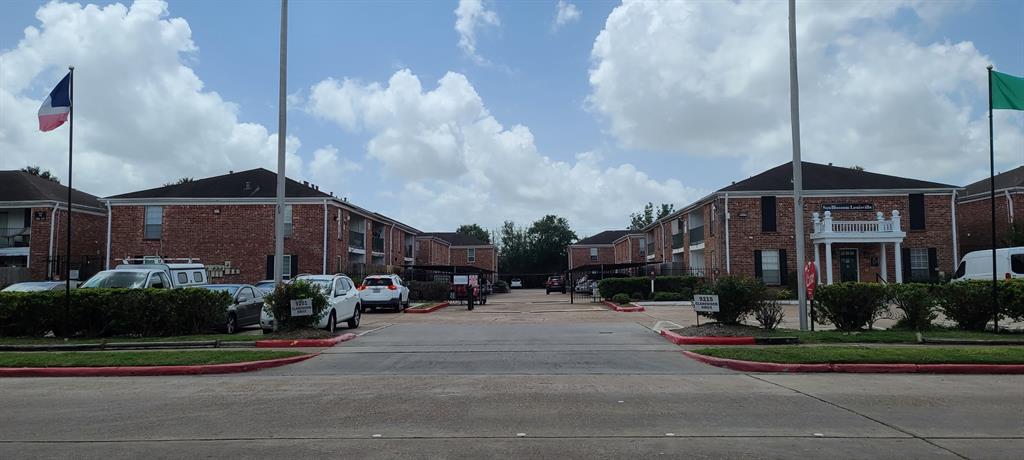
565;261;656;304
402;264;496;283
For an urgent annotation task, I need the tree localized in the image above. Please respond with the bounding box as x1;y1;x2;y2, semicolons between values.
527;215;578;273
456;223;491;244
628;202;674;230
163;177;194;187
21;166;59;183
498;220;531;274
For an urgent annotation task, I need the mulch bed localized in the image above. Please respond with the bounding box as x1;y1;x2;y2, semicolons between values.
671;323;764;337
256;329;340;340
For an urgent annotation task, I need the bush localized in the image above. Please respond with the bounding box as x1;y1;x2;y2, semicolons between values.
700;275;767;325
597;276;703;300
652;291;685;301
813;283;889;331
263;280;329;331
937;281;998;331
0;288;231;338
752;289;789;330
407;281;450;301
612;293;631;305
1001;279;1024;322
887;283;937;331
630;291;645;301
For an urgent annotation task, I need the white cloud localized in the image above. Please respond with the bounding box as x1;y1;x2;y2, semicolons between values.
553;1;581;30
454;0;500;65
307;69;700;231
588;0;1023;184
0;1;325;196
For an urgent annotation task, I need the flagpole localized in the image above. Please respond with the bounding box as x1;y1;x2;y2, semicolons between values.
788;0;808;330
987;64;998;333
64;65;74;336
274;0;288;290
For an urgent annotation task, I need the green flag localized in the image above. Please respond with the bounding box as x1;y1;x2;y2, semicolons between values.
992;70;1024;111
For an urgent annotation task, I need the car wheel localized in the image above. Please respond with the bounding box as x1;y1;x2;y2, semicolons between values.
347;306;361;329
226;313;238;334
325;310;337;333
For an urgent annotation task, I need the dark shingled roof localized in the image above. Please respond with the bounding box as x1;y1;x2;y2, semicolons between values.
421;232;490;246
962;166;1024;198
0;170;103;208
720;162;956;192
107;168;331;199
575;230;630;245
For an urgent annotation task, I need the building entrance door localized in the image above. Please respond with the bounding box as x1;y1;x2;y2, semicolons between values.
838;249;858;282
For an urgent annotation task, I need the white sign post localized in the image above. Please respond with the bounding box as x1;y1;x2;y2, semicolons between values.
290;298;313;317
693;294;720;326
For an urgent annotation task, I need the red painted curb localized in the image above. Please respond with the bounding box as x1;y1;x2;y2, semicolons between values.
404;302;450;314
680;350;1024;374
0;352;319;378
601;300;646;312
660;330;756;345
255;332;356;348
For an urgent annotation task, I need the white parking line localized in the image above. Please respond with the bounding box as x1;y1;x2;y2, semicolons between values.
357;324;393;337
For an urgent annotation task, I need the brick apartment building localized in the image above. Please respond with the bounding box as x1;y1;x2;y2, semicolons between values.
415;232;497;273
956;166;1024;255
641;162;959;285
0;171;107;282
102;169;420;283
612;232;646;265
567;230;629;271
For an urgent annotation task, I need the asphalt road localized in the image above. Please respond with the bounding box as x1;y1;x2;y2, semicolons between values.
1;289;1022;459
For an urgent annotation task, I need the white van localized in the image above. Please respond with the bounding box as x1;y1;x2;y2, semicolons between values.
952;247;1024;281
115;257;209;288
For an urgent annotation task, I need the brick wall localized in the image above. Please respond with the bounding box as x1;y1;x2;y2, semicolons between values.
451;246;497;271
957;191;1023;255
28;206;106;280
416;239;450;265
569;245;614;270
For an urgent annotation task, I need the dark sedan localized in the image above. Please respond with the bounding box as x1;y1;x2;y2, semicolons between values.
199;284;264;334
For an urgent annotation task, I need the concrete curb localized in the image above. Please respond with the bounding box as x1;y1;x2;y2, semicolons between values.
254;332;356;348
0;352;319;378
660;329;756;345
600;300;646;312
681;350;1024;374
404;302;450;314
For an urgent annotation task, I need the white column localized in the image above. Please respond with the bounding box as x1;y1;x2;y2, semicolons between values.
814;242;821;282
894;242;903;284
824;242;833;285
879;243;887;283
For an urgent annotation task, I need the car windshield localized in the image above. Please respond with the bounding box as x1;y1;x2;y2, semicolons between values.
296;278;332;293
364;278;393;287
2;283;55;292
200;286;239;296
81;271;149;289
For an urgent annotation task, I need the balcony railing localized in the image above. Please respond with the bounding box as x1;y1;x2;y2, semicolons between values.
348;230;365;250
688;226;704;245
372;236;385;253
0;227;30;248
672;232;684;249
812;211;902;236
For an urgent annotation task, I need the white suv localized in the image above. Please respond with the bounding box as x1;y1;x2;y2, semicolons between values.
260;274;361;333
358;274;410;312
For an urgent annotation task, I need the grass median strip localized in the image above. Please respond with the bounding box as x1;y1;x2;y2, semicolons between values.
692;346;1024;365
765;329;1024;344
0;350;306;368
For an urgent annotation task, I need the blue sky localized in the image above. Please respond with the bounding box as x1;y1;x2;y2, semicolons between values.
1;1;1021;235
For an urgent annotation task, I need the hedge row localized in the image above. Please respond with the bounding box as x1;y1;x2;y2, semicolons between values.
407;281;450;301
597;276;703;301
0;288;231;338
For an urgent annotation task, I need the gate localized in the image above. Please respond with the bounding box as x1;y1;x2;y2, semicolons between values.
46;255;103;281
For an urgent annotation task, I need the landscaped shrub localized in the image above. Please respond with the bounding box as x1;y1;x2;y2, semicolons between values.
937;280;998;331
598;276;703;300
752;289;790;330
612;293;631;305
652;291;685;301
0;288;231;338
263;280;329;331
1000;279;1024;322
407;281;450;301
813;282;889;331
700;275;767;325
598;278;649;299
887;283;938;331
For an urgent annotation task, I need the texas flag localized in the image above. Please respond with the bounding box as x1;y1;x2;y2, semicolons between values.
38;72;71;132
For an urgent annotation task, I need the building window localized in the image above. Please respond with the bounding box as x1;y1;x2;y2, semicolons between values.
144;206;162;240
760;249;781;285
761;196;777;232
909;248;929;281
589;247;598;262
908;193;925;230
282;255;292;278
468;248;476;263
284;205;293;237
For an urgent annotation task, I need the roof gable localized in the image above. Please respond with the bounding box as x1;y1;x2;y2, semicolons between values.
106;168;331;199
0;171;103;208
962;166;1024;197
576;230;630;245
422;232;490;246
720;162;956;193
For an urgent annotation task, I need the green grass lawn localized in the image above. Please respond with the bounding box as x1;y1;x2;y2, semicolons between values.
0;350;306;367
764;328;1023;344
0;330;344;345
693;346;1024;365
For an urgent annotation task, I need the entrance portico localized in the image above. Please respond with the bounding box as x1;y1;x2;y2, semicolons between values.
811;210;907;285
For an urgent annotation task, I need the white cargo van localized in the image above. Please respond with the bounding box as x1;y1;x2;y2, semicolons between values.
115;257;209;288
952;247;1024;281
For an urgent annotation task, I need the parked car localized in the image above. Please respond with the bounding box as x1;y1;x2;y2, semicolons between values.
80;269;173;289
199;284;264;334
1;281;74;292
113;257;208;288
260;274;361;333
358;274;410;312
510;278;523;289
253;280;277;295
545;275;566;294
953;247;1024;281
574;277;590;294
